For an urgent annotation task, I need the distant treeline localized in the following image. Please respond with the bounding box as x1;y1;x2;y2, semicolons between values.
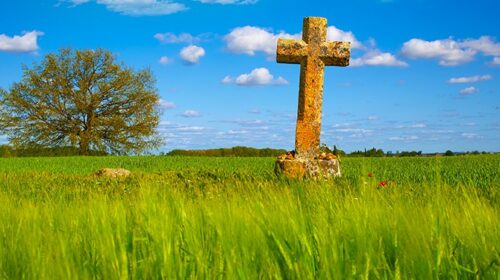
0;144;495;158
329;147;493;158
0;145;107;157
166;146;287;157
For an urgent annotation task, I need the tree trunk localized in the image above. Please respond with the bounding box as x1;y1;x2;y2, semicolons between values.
79;137;89;156
80;110;95;156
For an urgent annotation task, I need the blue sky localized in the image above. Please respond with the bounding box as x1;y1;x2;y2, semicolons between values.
1;0;499;153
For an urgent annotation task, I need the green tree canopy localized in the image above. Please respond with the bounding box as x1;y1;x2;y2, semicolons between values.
0;48;162;155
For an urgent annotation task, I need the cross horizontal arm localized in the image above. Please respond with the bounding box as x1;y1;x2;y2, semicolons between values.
320;41;351;66
277;39;308;64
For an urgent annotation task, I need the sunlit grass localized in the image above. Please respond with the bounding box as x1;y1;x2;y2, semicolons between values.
0;155;498;279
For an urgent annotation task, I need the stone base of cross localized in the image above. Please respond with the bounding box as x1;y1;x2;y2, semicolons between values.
275;152;341;179
274;17;350;178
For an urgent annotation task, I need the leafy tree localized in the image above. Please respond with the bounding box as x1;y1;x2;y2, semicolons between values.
444;150;455;156
166;147;286;157
0;48;162;155
0;145;13;157
332;145;346;157
399;150;422;157
319;144;333;154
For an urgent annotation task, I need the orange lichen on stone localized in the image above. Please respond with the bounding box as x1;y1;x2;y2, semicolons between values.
95;168;131;178
276;151;341;178
275;17;350;178
275;157;341;179
277;17;350;160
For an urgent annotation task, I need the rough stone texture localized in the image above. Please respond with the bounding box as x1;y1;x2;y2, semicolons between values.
275;158;341;179
277;17;351;160
95;168;131;178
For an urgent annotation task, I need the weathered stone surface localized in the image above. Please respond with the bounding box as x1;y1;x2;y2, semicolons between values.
275;158;341;179
95;168;131;178
277;17;351;160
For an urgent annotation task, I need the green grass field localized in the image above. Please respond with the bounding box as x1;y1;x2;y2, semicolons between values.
0;155;498;279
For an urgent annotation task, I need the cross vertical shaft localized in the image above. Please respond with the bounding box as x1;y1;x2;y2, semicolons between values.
277;17;351;159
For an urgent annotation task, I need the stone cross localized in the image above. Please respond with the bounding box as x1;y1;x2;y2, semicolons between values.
277;17;351;159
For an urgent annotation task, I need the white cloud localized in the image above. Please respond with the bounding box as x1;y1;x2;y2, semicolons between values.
224;25;360;57
221;76;233;84
461;36;500;57
402;36;500;66
154;32;211;44
224;26;299;56
158;56;171;64
157;99;176;109
351;49;407;67
196;0;257;4
411;123;426;128
461;133;482;139
491;57;500;65
175;126;205;132
223;68;288;86
154;32;196;43
249;108;261;114
389;135;419;141
0;31;44;53
326;26;362;49
402;38;476;66
182;110;201;117
396;123;427;129
448;74;492;84
180;45;205;64
459;86;479;95
70;0;91;4
70;0;187;16
336;128;373;134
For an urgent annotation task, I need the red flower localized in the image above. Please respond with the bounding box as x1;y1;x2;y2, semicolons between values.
368;172;374;178
379;180;388;187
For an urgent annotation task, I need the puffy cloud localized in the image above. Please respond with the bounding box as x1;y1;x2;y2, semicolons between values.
182;110;201;117
491;57;500;65
180;45;205;64
401;38;476;66
221;76;233;84
351;50;407;67
448;74;492;84
158;56;171;64
196;0;257;4
326;26;362;49
459;86;479;95
71;0;257;16
224;25;360;57
461;36;500;57
69;0;187;16
402;36;500;66
157;99;176;109
0;31;44;53
350;39;406;67
224;26;299;56
223;68;288;86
